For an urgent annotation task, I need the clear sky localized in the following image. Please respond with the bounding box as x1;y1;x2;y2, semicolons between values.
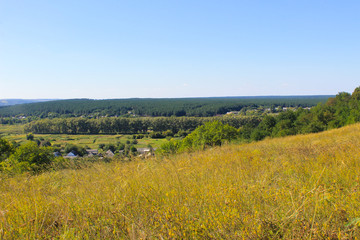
0;0;359;99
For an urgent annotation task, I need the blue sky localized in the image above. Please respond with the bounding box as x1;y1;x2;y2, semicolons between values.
0;0;359;99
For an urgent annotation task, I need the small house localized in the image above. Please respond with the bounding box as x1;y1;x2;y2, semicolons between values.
65;151;78;158
105;150;114;157
53;151;62;157
86;149;99;157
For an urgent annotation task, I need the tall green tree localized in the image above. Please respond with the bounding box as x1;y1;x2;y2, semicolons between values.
181;121;238;150
0;138;14;162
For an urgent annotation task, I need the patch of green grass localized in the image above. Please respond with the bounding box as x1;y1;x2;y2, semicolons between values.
0;123;168;149
0;124;24;135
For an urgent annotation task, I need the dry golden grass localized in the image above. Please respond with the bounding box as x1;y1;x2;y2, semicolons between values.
1;124;360;239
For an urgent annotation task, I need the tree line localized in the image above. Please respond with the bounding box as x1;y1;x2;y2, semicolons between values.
23;87;360;138
0;96;331;118
24;116;261;135
158;87;360;154
242;87;360;141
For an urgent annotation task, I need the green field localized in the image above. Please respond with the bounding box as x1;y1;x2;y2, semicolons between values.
0;124;24;135
0;124;168;150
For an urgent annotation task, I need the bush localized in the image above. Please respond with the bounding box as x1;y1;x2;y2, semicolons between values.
162;130;174;137
104;144;116;152
158;139;182;155
26;133;34;141
2;141;54;173
117;142;125;150
159;121;239;154
150;132;166;139
130;146;137;153
136;134;144;139
181;121;239;151
98;143;105;149
40;140;52;147
0;138;14;161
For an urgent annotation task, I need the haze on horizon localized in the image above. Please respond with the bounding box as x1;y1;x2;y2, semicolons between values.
0;1;359;99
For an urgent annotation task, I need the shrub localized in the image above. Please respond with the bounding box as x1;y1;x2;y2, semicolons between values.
159;121;239;154
98;143;105;149
181;121;239;151
150;132;165;139
117;142;125;151
0;137;14;161
158;139;182;155
104;144;116;152
26;133;34;141
2;141;54;173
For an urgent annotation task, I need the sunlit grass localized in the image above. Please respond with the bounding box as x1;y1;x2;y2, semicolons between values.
0;124;167;149
1;124;360;238
0;124;24;135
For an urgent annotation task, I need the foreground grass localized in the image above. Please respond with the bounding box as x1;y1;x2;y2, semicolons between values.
1;124;360;239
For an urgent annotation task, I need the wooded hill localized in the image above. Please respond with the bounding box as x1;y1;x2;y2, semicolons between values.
0;96;331;118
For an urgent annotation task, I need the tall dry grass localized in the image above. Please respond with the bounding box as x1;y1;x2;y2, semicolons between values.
1;124;360;239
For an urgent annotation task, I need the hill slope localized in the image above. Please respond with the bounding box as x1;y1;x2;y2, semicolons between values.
0;99;54;106
1;124;360;238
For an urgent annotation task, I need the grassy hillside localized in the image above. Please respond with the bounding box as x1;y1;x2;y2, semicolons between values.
1;124;360;239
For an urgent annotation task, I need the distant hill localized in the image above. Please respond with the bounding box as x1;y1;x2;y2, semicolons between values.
0;99;55;107
0;96;333;118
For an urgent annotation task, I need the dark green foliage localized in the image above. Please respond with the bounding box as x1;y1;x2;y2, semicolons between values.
0;96;331;118
159;121;239;154
158;139;182;155
24;116;260;135
158;121;239;154
150;132;166;139
250;115;276;140
40;140;51;147
26;133;34;141
104;144;116;152
241;86;360;141
0;138;14;161
181;121;239;150
3;141;54;173
135;134;145;139
98;144;105;149
239;121;259;140
117;142;125;151
130;146;137;153
163;130;174;137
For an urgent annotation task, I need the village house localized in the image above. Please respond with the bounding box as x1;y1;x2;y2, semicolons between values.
86;149;99;157
105;150;115;158
65;150;78;158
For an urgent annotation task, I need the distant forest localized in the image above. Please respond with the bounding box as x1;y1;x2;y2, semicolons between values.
0;96;332;118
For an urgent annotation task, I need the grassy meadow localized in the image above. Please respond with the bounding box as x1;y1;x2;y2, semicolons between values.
0;124;24;135
0;124;168;149
1;124;360;239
